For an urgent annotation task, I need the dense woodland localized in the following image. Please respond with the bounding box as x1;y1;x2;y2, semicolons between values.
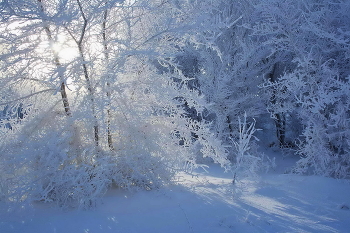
0;0;349;208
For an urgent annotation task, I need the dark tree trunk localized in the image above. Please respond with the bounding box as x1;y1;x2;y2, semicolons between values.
275;113;286;146
103;6;114;150
269;63;286;147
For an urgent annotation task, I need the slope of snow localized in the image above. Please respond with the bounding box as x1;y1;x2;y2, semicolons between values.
1;165;350;233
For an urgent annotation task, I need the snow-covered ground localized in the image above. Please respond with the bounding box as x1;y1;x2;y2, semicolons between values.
1;163;350;233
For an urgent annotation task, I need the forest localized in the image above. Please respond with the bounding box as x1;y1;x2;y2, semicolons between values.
0;0;349;221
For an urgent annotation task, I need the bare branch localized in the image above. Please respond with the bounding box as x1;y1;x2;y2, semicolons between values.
76;0;87;46
0;89;56;106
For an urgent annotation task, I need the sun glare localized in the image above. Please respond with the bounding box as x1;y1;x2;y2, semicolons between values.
58;46;79;62
46;36;79;91
52;41;79;62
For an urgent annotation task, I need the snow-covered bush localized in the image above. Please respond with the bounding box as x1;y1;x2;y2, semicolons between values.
112;153;172;191
0;108;109;208
283;72;350;178
231;114;273;183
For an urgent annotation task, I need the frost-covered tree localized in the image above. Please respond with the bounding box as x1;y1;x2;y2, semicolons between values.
176;0;349;178
170;0;273;161
0;0;229;208
255;0;350;177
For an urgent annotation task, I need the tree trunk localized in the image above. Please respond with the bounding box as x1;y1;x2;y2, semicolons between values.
38;0;71;116
78;46;100;147
275;113;286;146
102;5;114;150
76;0;99;147
269;63;286;147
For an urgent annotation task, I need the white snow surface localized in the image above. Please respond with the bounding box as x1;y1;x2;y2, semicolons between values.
1;164;350;233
